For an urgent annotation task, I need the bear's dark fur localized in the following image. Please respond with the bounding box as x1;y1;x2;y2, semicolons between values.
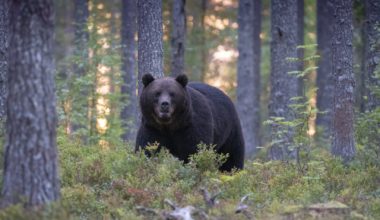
135;74;245;171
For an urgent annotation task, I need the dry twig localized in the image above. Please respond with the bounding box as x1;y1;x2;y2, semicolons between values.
235;194;253;220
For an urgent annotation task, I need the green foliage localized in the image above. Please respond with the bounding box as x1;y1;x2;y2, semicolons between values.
2;1;379;219
265;96;317;170
1;135;380;219
56;4;125;146
189;143;229;174
355;107;380;166
265;44;319;167
369;64;380;101
0;203;70;220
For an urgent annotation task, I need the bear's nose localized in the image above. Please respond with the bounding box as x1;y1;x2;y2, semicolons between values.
160;101;169;111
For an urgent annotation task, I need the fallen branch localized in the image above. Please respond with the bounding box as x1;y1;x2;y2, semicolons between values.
136;205;162;218
200;187;221;208
235;194;253;220
136;199;208;220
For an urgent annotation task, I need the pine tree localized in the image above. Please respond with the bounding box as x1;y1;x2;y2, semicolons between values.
330;0;356;162
121;0;138;142
0;1;8;120
171;0;186;76
237;0;262;157
71;0;89;135
363;0;380;111
316;0;334;138
137;0;164;93
1;0;60;207
268;0;304;160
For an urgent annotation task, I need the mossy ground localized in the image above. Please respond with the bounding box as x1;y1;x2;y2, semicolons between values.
0;135;379;219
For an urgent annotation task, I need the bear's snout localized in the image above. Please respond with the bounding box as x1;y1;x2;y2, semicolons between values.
160;101;170;112
158;93;171;113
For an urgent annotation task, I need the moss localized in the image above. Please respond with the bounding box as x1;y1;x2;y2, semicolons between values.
1;138;379;219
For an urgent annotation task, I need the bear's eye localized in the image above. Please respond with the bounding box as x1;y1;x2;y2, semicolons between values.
154;92;161;98
169;92;175;98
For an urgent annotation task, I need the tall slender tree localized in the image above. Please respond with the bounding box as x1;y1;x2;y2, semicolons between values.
253;0;262;87
171;0;186;76
109;0;119;95
199;0;207;81
363;0;380;111
137;0;164;93
330;0;356;162
316;0;334;138
186;0;207;81
74;0;89;75
0;1;8;120
2;0;60;207
55;0;75;136
253;0;262;152
237;0;261;157
297;0;304;96
71;0;89;135
55;0;74;68
121;0;138;142
268;0;303;160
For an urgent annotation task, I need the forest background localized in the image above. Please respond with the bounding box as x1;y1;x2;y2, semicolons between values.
0;0;379;219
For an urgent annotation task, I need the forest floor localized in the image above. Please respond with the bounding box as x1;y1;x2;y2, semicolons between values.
0;136;379;219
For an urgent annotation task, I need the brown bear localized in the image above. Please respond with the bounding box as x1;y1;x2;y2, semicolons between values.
135;73;244;171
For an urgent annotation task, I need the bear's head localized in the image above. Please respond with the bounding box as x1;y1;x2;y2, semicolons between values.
140;73;190;128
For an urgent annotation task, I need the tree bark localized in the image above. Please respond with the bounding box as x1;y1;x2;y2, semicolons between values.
137;0;164;94
171;0;186;77
184;0;208;81
74;0;89;69
253;0;262;152
1;0;60;207
297;0;304;96
199;0;207;81
121;0;138;142
363;0;380;111
330;0;356;162
268;0;303;160
237;0;261;158
0;1;8;120
316;0;334;138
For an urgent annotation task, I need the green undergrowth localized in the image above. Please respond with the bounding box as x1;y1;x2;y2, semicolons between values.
1;135;380;219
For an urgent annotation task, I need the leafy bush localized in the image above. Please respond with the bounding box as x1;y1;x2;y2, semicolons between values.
355;107;380;166
189;143;229;174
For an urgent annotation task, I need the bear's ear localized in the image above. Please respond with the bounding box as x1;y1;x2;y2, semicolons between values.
175;74;188;87
142;73;155;87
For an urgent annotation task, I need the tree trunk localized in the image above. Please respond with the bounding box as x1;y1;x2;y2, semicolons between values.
121;0;138;142
199;0;207;81
268;0;303;160
363;0;380;111
316;0;334;138
137;0;164;94
74;0;89;71
330;0;356;163
253;0;262;152
185;0;207;81
1;0;60;207
109;0;119;96
54;0;74;135
237;0;261;158
71;0;89;135
171;0;186;77
0;1;8;120
297;0;304;96
354;1;366;113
